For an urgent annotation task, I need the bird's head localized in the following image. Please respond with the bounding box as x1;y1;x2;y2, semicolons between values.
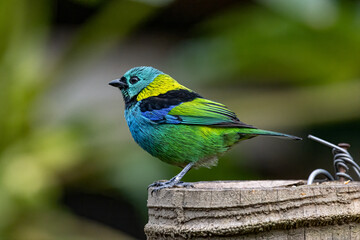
109;66;163;104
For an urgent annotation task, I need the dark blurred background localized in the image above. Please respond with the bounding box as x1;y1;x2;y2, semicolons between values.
0;0;359;239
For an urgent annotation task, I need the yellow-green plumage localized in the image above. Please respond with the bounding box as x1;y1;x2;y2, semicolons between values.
109;66;301;191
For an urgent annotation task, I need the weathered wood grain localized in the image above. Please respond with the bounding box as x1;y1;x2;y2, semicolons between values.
145;180;360;239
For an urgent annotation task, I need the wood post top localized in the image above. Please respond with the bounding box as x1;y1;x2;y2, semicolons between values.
146;180;360;239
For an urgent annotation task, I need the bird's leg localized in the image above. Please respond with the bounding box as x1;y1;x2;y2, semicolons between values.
168;162;194;184
149;162;195;193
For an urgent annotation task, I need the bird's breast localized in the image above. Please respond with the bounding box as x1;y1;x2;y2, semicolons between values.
124;105;158;154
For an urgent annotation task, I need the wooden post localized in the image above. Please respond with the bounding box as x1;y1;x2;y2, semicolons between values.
145;180;360;239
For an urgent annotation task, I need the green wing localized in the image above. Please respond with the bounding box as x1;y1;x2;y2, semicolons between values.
167;98;255;128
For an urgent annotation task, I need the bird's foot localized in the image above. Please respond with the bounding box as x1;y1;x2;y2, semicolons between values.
148;180;193;195
147;180;167;189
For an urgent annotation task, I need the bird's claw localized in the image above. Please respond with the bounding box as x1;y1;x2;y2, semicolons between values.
149;181;193;195
147;180;166;189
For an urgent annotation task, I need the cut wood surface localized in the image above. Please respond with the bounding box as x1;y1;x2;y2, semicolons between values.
145;180;360;239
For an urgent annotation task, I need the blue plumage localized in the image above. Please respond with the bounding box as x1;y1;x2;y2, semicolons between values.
141;107;182;124
109;66;301;192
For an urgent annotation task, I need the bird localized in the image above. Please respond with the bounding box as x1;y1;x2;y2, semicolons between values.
109;66;301;192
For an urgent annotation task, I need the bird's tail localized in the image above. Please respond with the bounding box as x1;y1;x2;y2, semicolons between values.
239;128;302;140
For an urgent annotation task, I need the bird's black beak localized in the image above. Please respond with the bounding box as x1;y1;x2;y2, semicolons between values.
109;79;128;89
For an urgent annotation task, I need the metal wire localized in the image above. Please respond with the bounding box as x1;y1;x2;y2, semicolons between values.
307;169;334;185
307;135;359;185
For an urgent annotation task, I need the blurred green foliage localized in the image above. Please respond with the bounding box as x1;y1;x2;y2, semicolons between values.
0;0;155;238
0;0;88;238
176;1;360;85
0;0;359;239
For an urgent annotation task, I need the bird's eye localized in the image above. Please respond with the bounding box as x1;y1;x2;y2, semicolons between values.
129;76;139;84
